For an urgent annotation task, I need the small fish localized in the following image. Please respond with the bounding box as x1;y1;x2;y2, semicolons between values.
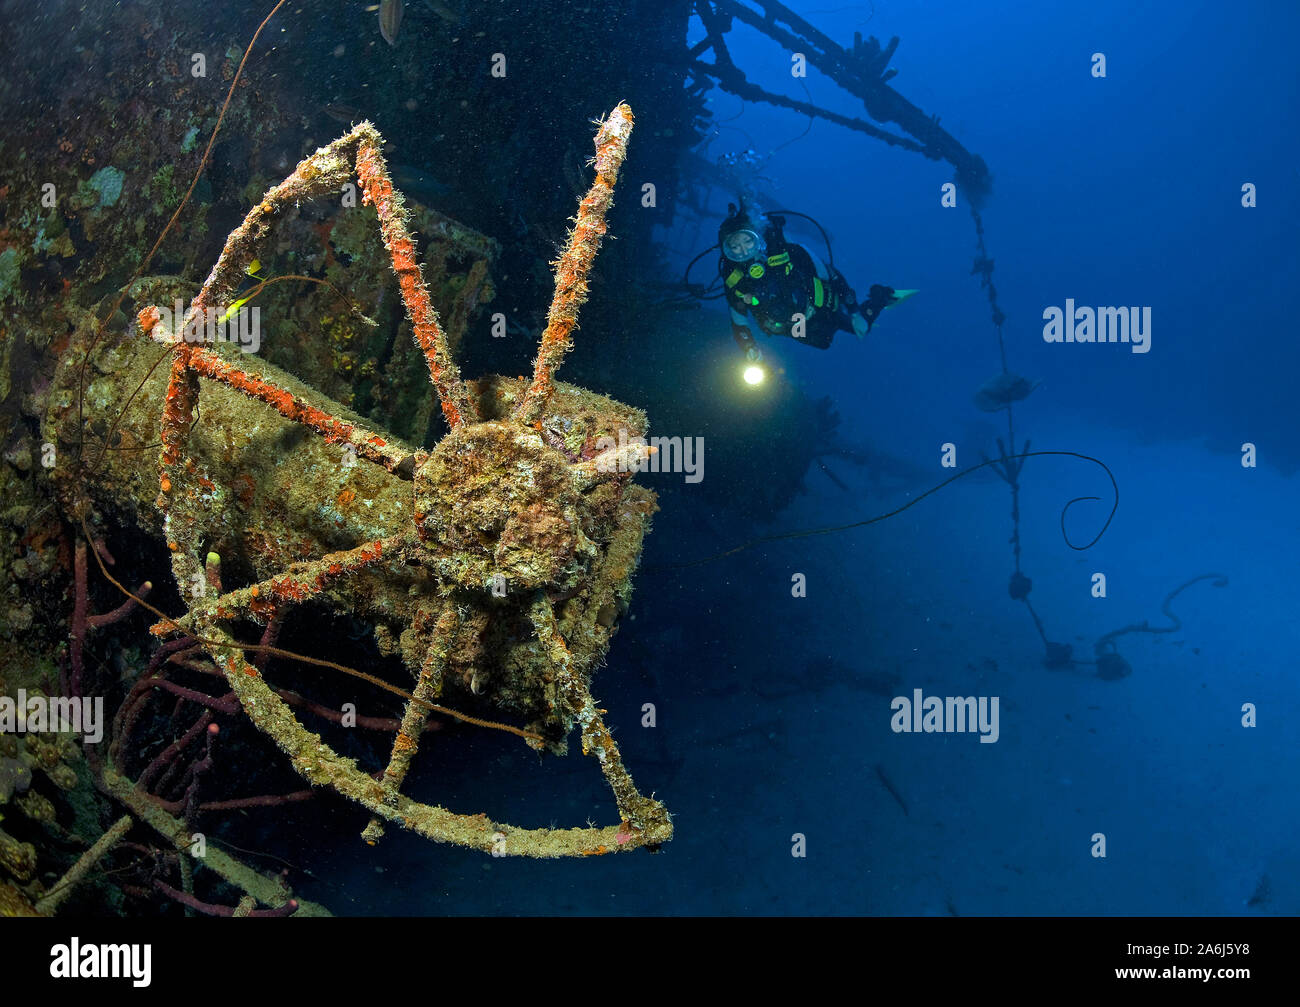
1246;874;1270;908
973;371;1040;412
379;0;404;46
423;0;460;24
322;102;366;125
219;293;255;325
814;456;849;490
875;764;909;816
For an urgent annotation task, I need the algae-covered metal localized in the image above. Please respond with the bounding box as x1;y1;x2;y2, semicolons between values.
44;107;673;857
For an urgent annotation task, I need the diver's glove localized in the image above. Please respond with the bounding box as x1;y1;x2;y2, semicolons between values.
854;285;899;338
732;323;759;358
865;284;897;321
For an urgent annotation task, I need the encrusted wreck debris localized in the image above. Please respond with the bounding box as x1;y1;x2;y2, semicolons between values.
41;104;671;863
687;0;991;202
0;99;671;916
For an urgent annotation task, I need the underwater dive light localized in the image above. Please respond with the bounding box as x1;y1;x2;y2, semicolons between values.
742;363;765;386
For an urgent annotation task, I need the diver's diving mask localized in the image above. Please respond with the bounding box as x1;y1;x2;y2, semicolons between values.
722;228;766;263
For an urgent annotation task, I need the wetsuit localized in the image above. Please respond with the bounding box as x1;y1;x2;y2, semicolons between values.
721;236;895;356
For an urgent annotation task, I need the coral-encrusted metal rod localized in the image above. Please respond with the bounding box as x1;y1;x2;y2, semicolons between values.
101;764;329;914
156;538;398;647
184;347;409;473
194;611;672;856
528;592;669;839
141;125;384;591
356;136;476;429
191;126;376;315
360;604;459;845
144;121;467;499
515;104;635;426
34;815;134;916
196;537;394;625
141;121;465;591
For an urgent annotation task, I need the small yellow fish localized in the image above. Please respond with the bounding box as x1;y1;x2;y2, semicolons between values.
246;259;263;277
219;294;254;325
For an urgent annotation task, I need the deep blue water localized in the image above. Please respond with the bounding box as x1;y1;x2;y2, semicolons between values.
279;1;1299;915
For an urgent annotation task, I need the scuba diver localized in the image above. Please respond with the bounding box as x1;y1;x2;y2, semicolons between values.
717;201;914;367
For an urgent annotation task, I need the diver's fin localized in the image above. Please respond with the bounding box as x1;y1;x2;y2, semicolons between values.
855;289;918;338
